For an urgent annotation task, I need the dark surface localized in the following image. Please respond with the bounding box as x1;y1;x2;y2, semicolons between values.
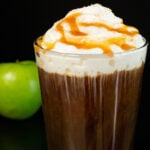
0;109;47;150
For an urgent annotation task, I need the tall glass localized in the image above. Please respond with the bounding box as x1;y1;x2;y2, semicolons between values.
34;38;148;150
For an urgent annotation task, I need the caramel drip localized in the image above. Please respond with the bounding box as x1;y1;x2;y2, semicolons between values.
40;12;138;55
64;13;87;36
56;13;87;40
80;22;138;36
34;37;43;52
35;37;56;53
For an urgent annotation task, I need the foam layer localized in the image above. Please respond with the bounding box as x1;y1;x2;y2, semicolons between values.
36;44;147;76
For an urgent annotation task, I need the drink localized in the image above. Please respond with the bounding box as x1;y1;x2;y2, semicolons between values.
34;3;148;150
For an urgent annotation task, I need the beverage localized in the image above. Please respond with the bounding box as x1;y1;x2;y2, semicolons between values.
34;3;148;150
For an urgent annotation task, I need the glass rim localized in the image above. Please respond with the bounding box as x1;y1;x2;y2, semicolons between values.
34;36;148;58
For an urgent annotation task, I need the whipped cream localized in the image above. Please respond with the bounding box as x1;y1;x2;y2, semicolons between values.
34;3;147;76
36;3;145;55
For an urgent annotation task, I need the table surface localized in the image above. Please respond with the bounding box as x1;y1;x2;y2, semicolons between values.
0;108;149;150
0;109;47;150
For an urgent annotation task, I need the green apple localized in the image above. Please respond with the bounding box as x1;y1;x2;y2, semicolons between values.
0;60;42;120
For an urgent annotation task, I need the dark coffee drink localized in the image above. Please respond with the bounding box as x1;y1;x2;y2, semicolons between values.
38;64;144;150
33;3;148;150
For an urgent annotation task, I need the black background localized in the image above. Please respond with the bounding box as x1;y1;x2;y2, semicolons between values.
0;0;150;150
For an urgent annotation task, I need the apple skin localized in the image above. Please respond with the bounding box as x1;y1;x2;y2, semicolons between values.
0;60;42;120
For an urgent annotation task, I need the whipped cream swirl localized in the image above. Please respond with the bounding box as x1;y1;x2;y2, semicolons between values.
36;3;145;55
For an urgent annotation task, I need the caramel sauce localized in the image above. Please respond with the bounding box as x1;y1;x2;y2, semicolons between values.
35;37;56;53
80;22;138;36
38;12;138;55
63;13;87;36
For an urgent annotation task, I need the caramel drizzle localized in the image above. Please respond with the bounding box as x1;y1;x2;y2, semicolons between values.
37;12;139;55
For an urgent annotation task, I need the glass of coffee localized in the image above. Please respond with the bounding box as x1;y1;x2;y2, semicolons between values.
34;3;148;150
